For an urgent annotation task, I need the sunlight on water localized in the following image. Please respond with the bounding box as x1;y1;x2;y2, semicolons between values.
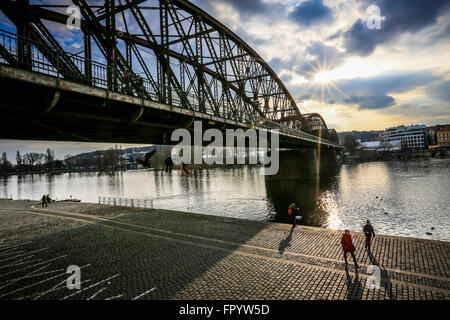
319;191;343;230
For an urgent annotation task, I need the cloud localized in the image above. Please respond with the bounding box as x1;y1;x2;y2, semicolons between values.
336;70;440;96
217;0;271;15
426;80;450;101
343;94;395;110
194;0;277;17
384;103;450;119
296;41;346;78
289;0;333;27
289;70;442;112
341;0;450;56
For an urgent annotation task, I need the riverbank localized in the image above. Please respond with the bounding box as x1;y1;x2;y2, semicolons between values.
2;160;450;241
342;148;449;163
0;199;448;300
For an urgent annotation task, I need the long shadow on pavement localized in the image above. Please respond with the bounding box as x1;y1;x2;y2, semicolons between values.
345;265;363;300
0;204;270;300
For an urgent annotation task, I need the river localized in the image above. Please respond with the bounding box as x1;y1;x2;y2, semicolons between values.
1;158;449;241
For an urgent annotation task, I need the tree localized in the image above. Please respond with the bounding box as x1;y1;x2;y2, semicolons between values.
64;154;74;170
45;148;55;170
23;152;44;172
1;152;12;174
16;150;22;169
343;134;358;150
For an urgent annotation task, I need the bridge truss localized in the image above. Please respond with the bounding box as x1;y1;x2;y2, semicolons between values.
0;0;335;142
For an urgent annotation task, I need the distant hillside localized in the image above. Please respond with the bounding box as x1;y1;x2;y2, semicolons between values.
66;145;173;168
337;130;383;144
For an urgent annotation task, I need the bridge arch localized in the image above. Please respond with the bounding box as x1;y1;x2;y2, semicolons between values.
0;0;333;138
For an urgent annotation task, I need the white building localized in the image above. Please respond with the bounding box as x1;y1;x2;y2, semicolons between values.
361;140;402;152
382;125;426;149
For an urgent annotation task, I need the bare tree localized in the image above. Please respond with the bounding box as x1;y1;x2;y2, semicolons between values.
64;154;74;170
23;152;44;172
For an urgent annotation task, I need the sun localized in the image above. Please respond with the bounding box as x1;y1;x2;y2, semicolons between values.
295;51;348;104
314;70;334;83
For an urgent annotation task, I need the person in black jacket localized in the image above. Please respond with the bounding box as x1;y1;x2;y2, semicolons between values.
363;220;375;251
288;203;300;226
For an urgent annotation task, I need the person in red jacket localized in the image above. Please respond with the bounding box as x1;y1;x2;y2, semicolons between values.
341;229;359;268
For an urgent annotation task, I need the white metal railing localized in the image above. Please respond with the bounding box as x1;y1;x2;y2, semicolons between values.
98;196;153;209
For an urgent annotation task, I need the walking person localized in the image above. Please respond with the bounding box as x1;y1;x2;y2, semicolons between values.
46;194;51;205
363;220;375;251
41;194;47;207
341;229;359;268
288;203;300;226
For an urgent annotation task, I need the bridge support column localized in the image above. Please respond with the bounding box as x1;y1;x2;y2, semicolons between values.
266;149;318;180
318;147;338;177
266;147;337;180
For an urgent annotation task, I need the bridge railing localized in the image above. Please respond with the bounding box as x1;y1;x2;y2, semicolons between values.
0;29;339;147
98;196;153;209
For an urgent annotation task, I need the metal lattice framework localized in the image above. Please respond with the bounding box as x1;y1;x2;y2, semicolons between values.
0;0;332;136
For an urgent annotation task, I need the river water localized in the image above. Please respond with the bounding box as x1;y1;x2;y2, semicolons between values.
1;158;449;241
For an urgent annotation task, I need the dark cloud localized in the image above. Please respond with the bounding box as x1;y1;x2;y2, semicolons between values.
336;70;440;96
426;80;450;101
298;94;312;100
342;0;450;56
289;0;332;27
218;0;271;14
344;94;395;110
193;0;278;17
385;103;450;118
289;70;441;111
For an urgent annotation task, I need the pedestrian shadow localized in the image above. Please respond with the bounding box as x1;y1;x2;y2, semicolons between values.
345;265;363;300
367;249;396;300
278;224;295;255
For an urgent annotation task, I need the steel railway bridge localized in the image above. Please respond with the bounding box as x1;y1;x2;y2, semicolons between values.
0;0;340;151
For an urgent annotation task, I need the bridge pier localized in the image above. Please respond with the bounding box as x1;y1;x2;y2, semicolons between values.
266;149;318;180
265;147;337;180
264;147;338;224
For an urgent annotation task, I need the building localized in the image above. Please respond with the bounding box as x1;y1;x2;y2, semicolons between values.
426;126;438;146
427;125;450;148
361;140;402;152
382;125;426;149
436;125;450;147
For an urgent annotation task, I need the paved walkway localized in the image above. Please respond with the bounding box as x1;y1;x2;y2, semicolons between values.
0;199;448;300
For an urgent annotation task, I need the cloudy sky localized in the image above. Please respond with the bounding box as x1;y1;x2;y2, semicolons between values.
190;0;450;130
0;0;449;161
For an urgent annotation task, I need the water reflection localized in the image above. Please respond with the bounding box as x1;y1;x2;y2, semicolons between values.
266;168;338;226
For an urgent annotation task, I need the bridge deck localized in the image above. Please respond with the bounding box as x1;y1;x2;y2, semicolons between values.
0;63;340;148
0;199;448;300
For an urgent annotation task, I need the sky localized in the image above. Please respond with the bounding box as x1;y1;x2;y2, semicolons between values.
0;0;449;162
189;0;450;130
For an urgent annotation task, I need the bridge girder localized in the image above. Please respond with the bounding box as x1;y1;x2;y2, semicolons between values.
0;0;332;136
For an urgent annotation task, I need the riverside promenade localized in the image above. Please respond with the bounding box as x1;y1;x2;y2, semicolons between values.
0;199;448;300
